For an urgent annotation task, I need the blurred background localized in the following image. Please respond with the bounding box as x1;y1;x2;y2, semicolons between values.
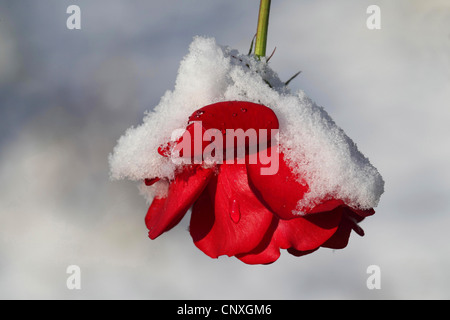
0;0;449;299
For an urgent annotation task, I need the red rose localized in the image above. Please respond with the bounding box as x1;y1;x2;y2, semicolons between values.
144;101;374;264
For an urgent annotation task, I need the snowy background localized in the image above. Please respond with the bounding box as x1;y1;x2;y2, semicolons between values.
1;0;449;299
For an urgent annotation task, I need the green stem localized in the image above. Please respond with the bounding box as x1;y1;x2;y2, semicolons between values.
254;0;271;58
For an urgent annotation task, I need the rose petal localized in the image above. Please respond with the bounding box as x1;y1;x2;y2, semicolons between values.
188;101;279;134
287;248;318;257
172;122;208;161
235;218;281;265
144;177;160;186
236;210;340;264
146;164;214;239
190;164;274;258
306;199;345;214
169;101;280;162
246;148;309;220
247;148;356;219
274;208;343;251
349;207;375;218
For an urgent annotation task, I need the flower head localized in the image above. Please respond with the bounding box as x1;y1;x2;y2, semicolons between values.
144;101;374;264
109;37;384;265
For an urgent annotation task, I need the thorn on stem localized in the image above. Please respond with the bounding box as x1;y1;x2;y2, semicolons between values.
248;34;257;55
266;47;277;62
284;71;302;86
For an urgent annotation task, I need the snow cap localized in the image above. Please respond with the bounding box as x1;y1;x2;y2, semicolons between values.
109;36;384;212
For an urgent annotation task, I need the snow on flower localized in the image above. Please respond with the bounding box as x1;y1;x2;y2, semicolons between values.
108;36;384;264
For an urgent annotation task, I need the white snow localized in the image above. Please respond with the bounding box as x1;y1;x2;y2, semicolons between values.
109;36;384;211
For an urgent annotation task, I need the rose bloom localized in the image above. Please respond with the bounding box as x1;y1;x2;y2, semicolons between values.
144;101;374;264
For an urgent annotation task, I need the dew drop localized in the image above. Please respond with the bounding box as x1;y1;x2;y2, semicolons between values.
240;108;247;113
229;198;241;223
232;113;237;117
221;123;227;135
194;110;205;118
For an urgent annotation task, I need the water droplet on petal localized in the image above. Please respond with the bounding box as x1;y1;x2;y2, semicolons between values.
240;108;247;113
232;113;237;117
229;198;241;223
194;110;205;118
